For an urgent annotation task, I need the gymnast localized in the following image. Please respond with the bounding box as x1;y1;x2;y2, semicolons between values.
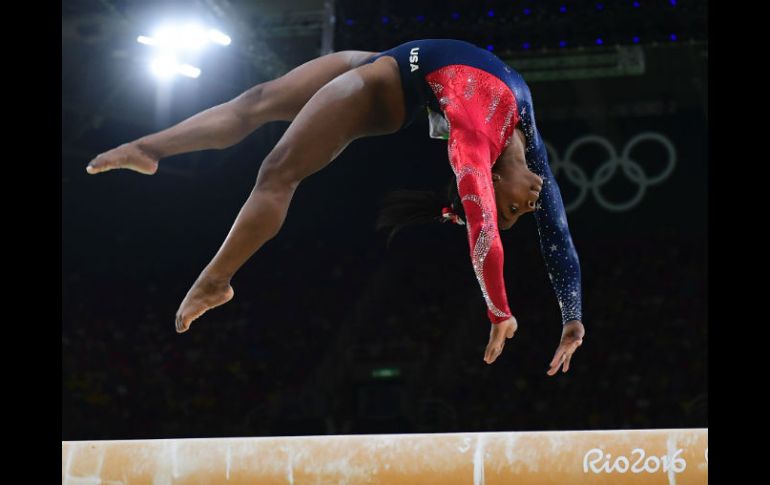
86;39;585;373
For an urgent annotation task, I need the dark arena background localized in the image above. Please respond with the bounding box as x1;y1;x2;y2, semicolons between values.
62;0;707;482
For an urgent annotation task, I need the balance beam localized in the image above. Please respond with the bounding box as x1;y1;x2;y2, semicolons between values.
62;428;707;484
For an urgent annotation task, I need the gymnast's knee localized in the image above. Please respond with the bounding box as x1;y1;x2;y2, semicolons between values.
231;83;269;124
254;149;303;195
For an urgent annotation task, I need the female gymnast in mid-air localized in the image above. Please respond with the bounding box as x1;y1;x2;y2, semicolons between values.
86;39;585;374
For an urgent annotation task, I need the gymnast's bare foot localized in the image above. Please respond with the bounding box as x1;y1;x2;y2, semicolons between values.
86;142;159;175
175;273;234;333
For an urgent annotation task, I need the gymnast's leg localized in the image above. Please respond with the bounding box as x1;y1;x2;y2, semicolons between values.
85;50;378;175
174;57;405;333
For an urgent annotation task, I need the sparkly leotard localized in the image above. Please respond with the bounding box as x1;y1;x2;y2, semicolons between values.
364;39;582;326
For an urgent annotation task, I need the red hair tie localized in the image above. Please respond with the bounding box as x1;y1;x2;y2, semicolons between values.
441;206;466;226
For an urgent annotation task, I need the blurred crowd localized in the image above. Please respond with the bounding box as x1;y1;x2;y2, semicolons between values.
63;228;707;439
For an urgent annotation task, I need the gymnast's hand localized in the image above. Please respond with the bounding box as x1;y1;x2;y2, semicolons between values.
86;142;159;175
483;316;518;364
547;320;585;376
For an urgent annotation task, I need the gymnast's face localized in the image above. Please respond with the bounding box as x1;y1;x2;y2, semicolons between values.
492;129;543;230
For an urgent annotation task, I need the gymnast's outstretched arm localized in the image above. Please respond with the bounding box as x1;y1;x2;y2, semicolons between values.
526;128;585;375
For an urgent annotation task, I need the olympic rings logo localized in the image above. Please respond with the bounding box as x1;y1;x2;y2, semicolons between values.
544;132;677;212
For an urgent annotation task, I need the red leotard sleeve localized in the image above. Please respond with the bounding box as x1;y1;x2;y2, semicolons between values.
427;65;520;325
447;130;513;325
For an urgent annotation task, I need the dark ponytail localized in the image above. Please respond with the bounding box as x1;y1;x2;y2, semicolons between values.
376;177;466;245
